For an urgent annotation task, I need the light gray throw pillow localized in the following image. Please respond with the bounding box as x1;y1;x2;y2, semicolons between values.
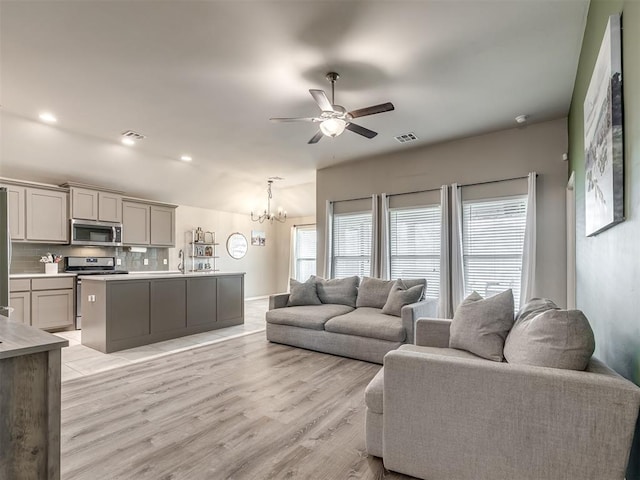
314;276;360;307
287;277;321;306
515;297;558;323
449;290;514;361
356;277;394;308
504;305;595;371
381;280;425;317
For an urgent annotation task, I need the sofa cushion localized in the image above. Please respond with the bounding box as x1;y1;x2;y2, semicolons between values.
504;307;595;371
314;276;360;307
449;290;514;362
325;307;406;342
382;280;425;317
266;304;354;330
399;344;488;361
357;277;394;308
364;368;385;414
287;277;321;306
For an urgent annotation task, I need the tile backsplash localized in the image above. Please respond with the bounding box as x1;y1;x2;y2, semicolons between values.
10;243;171;274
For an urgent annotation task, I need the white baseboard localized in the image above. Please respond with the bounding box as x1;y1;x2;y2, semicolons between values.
245;295;270;301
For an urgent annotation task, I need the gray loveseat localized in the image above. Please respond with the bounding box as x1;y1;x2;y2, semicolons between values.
266;276;438;364
365;316;640;479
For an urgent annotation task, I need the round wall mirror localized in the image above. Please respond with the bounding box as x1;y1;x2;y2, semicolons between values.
226;232;248;259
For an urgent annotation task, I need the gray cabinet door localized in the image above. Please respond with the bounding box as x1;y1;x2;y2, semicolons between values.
31;289;74;330
187;277;217;327
217;276;243;322
108;281;150;340
9;292;30;325
98;192;122;223
150;278;186;333
71;187;98;220
25;188;68;243
122;201;150;245
150;205;175;246
1;184;25;240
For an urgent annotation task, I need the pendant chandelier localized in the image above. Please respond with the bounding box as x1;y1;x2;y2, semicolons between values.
251;179;287;224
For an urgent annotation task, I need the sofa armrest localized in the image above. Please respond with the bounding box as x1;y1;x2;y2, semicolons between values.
383;350;640;480
401;297;438;344
269;293;290;310
415;318;451;347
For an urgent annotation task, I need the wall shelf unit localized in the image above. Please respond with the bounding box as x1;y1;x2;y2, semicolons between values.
185;229;219;273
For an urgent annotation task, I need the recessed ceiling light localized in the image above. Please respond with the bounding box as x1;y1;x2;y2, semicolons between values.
180;155;192;162
38;112;57;123
121;137;136;146
515;114;529;124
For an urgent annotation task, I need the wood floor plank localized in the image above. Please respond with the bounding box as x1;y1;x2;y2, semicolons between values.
60;332;415;480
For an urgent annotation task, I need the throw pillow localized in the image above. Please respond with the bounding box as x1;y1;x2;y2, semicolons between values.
381;279;425;317
504;307;595;371
314;276;360;307
287;277;321;307
449;290;515;362
356;277;394;308
515;297;559;323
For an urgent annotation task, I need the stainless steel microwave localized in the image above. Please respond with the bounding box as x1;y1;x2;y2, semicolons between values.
70;219;123;246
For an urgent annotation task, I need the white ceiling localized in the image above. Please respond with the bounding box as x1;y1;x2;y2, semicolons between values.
0;0;589;216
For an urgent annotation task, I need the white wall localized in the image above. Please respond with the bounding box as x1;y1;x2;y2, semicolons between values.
317;118;569;305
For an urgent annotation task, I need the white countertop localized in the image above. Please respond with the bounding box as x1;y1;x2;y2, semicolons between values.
11;272;77;279
80;271;245;281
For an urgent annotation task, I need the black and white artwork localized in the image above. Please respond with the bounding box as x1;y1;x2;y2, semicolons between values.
584;14;624;236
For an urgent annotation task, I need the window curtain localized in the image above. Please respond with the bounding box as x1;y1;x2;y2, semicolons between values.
371;194;380;277
437;185;452;318
450;183;466;313
324;200;334;279
520;172;537;307
288;226;296;286
380;193;391;280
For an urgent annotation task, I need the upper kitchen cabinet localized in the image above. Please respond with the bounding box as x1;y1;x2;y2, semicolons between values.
0;183;25;240
68;184;123;223
25;188;69;243
122;199;176;247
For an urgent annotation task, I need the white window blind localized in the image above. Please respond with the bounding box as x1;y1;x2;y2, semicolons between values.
462;196;527;307
332;211;372;278
294;225;316;281
389;205;441;298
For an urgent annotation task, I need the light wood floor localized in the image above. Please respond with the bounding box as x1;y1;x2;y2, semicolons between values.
61;332;416;480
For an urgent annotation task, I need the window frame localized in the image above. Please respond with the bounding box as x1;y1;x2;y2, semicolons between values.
293;224;317;282
331;210;373;279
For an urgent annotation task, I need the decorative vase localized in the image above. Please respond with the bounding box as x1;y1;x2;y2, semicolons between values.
45;263;58;275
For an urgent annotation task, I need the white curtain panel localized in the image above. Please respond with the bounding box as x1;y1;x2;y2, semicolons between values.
520;172;537;307
324;200;334;279
438;185;452;318
288;226;296;286
371;194;380;278
380;193;391;280
450;183;466;313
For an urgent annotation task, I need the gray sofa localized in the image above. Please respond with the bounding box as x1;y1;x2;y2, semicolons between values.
365;317;640;479
266;277;438;364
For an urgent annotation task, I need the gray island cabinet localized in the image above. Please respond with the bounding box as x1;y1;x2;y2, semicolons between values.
81;272;244;353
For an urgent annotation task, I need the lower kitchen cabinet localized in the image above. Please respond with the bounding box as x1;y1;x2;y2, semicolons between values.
31;290;74;330
81;273;244;353
8;292;30;325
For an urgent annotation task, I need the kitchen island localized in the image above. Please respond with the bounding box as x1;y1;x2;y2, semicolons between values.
81;272;245;353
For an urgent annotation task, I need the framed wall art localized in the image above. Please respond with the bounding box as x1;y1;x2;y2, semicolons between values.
583;13;624;236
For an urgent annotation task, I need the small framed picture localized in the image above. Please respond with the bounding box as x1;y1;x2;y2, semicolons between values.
251;230;266;246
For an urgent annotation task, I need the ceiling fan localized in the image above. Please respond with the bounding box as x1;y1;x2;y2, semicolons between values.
270;72;395;144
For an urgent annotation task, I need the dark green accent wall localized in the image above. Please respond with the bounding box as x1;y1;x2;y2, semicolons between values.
568;1;640;477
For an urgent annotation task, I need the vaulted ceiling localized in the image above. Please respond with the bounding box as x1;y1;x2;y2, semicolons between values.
0;0;589;216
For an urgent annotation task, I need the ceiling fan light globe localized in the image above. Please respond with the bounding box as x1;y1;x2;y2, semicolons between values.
320;118;346;137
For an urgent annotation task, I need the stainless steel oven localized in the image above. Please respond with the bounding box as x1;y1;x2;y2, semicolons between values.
70;219;123;247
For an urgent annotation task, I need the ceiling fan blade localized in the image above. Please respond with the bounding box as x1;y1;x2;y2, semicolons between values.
309;89;334;112
346;122;378;139
308;130;324;144
348;102;395;119
270;117;321;122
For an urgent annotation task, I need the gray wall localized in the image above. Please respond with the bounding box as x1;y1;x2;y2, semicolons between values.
317;117;569;304
568;1;640;477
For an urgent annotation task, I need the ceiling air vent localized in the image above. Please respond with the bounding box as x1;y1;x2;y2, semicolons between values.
394;132;418;144
121;130;146;141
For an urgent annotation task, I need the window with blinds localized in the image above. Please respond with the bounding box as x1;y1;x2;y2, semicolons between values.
462;195;527;306
332;211;372;278
294;225;317;281
389;205;441;298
